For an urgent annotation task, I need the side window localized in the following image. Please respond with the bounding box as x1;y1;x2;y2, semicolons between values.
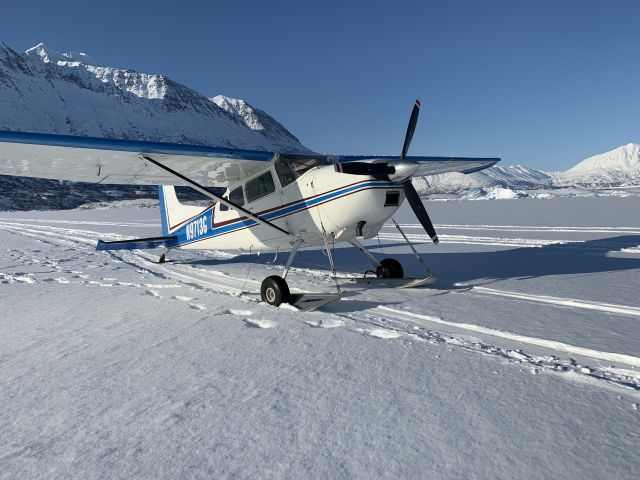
219;185;244;211
245;171;276;203
229;186;244;206
274;157;297;187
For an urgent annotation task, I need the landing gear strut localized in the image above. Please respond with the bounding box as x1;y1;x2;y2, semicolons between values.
348;238;404;279
260;240;300;306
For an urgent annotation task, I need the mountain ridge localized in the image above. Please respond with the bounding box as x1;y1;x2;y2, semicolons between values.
0;42;308;153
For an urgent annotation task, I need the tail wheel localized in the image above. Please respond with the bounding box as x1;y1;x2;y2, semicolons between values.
377;258;404;278
260;275;291;306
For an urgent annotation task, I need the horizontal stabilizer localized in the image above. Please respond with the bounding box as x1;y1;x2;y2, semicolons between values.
96;235;179;251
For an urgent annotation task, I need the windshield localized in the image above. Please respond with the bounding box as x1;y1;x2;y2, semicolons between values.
274;154;330;187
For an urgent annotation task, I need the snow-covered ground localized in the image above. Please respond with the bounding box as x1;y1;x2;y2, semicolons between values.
1;196;639;479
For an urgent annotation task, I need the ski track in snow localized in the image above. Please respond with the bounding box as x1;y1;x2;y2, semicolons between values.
470;286;640;318
378;232;575;248
380;223;640;251
1;219;639;395
388;223;640;234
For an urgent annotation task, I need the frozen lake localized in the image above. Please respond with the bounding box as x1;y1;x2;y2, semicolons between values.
1;195;639;479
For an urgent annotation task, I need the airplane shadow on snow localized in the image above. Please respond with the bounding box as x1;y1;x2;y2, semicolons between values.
370;234;640;290
179;235;640;293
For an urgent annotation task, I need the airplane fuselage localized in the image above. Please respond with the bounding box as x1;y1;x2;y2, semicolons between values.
161;163;406;252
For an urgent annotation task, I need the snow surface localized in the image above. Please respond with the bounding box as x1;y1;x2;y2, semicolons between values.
1;196;639;479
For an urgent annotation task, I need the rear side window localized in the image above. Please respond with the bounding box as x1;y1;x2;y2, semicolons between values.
229;186;244;206
220;185;244;211
245;171;276;203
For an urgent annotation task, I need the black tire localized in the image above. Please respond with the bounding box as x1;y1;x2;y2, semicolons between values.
377;258;404;278
260;275;290;306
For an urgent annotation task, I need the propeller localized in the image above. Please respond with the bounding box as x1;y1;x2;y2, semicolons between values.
400;99;439;244
333;98;439;244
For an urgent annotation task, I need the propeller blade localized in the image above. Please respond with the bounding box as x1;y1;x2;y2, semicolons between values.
402;180;439;244
335;162;395;180
401;99;420;159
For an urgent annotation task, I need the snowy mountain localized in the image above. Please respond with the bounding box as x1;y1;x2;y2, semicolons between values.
211;95;302;151
0;41;310;210
0;42;308;153
413;144;640;198
412;165;552;195
553;143;640;188
2;41;639;210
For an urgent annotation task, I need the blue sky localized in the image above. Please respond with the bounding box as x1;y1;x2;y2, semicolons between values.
2;0;639;170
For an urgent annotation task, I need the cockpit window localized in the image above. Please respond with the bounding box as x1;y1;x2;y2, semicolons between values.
274;155;329;187
245;171;276;203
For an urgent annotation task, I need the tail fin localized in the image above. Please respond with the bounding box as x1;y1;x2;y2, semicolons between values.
157;185;206;235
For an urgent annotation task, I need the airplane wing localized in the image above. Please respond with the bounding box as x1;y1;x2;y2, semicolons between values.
338;155;500;176
0;130;499;187
0;130;275;187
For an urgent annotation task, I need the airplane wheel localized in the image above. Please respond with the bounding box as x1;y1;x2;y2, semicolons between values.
377;258;404;278
261;275;290;306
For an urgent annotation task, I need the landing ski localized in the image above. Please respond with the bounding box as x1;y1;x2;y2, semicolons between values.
289;293;342;311
334;275;437;288
242;292;341;312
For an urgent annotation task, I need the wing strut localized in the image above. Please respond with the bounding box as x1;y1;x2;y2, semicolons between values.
141;155;290;236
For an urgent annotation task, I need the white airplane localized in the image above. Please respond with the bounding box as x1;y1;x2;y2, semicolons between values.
0;100;499;309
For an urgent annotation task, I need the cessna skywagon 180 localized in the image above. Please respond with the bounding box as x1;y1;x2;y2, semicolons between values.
0;101;498;309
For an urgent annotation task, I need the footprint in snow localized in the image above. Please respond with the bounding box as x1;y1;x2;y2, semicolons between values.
188;303;207;310
172;295;193;302
145;290;161;298
305;318;345;329
367;328;402;339
222;309;253;316
244;318;277;329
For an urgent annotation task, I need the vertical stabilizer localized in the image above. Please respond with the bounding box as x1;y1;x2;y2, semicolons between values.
157;185;206;235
